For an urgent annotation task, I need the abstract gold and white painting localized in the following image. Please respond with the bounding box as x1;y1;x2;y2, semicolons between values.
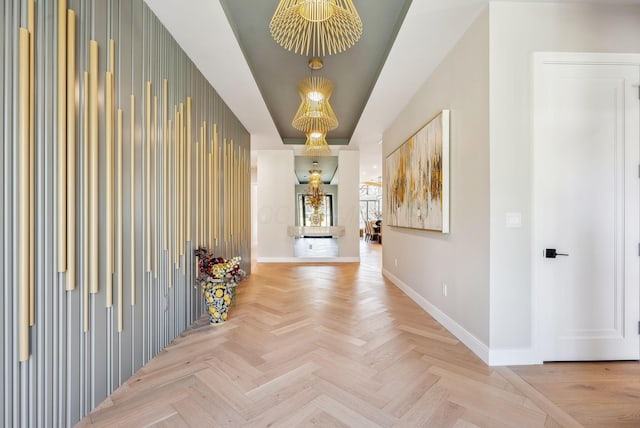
385;110;449;233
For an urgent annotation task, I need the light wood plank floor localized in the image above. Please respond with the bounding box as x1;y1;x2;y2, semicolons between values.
78;243;639;427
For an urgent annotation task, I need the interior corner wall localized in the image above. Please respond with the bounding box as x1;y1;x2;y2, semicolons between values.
382;7;490;348
257;150;295;260
0;1;250;426
337;151;360;259
488;1;640;353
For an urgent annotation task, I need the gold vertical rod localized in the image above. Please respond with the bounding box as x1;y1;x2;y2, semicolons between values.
201;127;208;246
153;95;158;276
246;150;249;243
222;137;225;252
117;109;123;331
228;140;232;255
223;140;227;246
197;128;201;249
167;118;173;286
193;133;198;272
109;39;115;75
230;141;233;252
210;130;214;248
224;138;231;256
89;40;99;294
186;97;191;243
236;150;243;249
234;145;237;252
208;151;213;249
174;107;179;265
239;149;242;244
236;148;239;247
235;144;238;252
105;72;113;308
240;149;244;244
130;95;136;305
239;149;242;247
228;140;231;249
201;121;206;247
244;150;247;243
145;82;151;272
162;80;168;251
176;108;180;261
201;125;204;248
239;149;242;245
201;122;206;247
229;140;238;243
244;152;247;245
18;28;30;362
242;150;245;244
83;72;89;331
57;0;67;272
197;126;202;247
28;0;35;324
201;127;205;248
66;9;76;291
234;143;237;249
213;125;218;245
202;125;206;248
179;103;184;258
210;131;213;249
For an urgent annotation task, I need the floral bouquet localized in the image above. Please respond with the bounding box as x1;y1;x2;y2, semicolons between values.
194;247;246;324
194;247;246;284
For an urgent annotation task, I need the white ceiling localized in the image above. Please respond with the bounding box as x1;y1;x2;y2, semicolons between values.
144;0;640;182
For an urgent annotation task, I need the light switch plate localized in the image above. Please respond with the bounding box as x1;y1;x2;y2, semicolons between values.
506;212;522;228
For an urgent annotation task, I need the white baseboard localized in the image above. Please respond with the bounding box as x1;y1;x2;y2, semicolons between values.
489;348;541;366
382;268;490;365
257;257;360;263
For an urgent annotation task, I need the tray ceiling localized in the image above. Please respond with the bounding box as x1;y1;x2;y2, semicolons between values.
219;0;413;146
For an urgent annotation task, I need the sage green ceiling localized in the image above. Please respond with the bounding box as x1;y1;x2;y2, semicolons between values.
219;0;413;146
294;156;339;184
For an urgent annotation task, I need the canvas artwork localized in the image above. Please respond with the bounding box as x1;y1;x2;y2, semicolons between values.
385;110;449;233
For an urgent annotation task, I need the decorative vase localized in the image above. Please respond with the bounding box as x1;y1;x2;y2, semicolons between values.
202;279;237;325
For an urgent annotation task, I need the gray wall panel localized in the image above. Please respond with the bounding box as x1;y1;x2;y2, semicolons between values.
0;0;251;426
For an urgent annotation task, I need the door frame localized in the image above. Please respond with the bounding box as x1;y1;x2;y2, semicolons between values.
532;52;640;362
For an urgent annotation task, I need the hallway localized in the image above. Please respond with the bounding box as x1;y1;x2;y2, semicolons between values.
78;244;638;427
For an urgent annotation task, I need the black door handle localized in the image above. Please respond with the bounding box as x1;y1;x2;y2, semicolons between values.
545;248;569;258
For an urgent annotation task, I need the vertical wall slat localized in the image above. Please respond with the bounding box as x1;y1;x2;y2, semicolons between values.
2;0;251;426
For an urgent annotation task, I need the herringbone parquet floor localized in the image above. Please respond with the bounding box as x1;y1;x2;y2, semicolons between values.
77;244;635;427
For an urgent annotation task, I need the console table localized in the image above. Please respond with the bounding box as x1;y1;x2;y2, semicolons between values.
287;225;346;238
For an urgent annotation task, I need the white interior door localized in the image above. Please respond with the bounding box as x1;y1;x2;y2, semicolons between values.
533;53;640;361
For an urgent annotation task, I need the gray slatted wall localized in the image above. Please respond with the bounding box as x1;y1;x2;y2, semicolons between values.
1;0;252;426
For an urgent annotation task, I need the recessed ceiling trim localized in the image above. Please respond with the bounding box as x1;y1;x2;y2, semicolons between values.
283;137;349;146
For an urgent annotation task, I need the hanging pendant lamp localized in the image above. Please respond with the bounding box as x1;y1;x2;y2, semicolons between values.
304;131;331;156
270;0;363;56
292;75;338;134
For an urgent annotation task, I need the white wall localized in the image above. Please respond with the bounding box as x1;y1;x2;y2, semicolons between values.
257;150;295;260
382;8;490;346
337;151;361;259
489;2;640;355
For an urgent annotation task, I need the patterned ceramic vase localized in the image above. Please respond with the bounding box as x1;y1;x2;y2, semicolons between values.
203;280;235;325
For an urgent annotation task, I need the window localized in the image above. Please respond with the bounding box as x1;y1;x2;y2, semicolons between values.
359;182;382;229
359;200;380;227
298;194;333;227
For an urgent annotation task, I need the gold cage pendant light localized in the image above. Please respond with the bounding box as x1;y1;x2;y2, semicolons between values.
292;76;338;134
304;131;332;156
270;0;363;56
